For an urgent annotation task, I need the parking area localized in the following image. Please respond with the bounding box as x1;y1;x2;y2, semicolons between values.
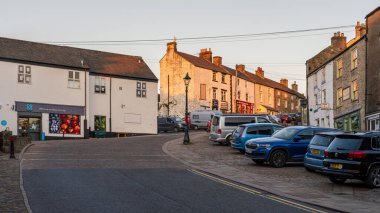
164;132;380;213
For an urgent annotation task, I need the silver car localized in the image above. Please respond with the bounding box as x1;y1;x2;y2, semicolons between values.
209;114;271;145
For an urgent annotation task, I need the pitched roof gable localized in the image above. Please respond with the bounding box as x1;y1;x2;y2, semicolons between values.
176;51;227;74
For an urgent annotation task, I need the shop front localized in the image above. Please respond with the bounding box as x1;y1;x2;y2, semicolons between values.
236;100;254;114
334;110;361;132
16;102;85;140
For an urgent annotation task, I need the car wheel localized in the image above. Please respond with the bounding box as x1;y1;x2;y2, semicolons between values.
365;166;380;188
225;136;231;145
193;125;199;130
329;177;346;184
269;150;287;168
239;149;245;154
252;159;264;165
173;127;179;133
305;167;314;172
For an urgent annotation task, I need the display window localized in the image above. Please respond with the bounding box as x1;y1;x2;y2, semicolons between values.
49;113;81;134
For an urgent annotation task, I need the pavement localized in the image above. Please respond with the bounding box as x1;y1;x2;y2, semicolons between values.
0;152;28;213
163;132;380;213
19;133;332;213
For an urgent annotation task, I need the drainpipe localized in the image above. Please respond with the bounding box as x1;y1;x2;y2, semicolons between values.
109;76;112;134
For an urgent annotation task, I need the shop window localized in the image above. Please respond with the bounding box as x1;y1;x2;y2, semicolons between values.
68;71;80;89
49;113;81;134
94;115;106;131
18;65;32;84
351;113;360;131
95;77;106;94
200;84;206;100
136;82;147;98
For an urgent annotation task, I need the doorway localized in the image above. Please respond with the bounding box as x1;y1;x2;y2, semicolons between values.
18;116;41;141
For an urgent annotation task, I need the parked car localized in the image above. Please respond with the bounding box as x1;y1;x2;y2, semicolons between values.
279;114;293;123
322;132;380;188
231;123;284;153
209;114;271;145
190;110;222;130
157;116;184;133
245;126;337;167
304;132;343;172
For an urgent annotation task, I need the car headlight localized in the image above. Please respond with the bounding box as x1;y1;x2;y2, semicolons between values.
257;144;271;148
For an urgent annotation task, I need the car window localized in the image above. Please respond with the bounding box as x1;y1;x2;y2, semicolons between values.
309;135;334;147
225;117;256;126
246;127;258;135
273;126;283;133
167;118;174;123
235;126;245;134
192;115;199;119
371;137;380;150
328;137;363;151
297;130;314;140
257;117;270;123
272;127;300;140
212;116;220;126
258;127;272;135
158;118;165;124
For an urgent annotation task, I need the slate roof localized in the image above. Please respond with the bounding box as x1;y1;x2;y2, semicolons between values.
176;51;228;74
306;45;343;76
0;37;157;81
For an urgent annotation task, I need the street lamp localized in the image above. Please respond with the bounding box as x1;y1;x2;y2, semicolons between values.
183;72;191;144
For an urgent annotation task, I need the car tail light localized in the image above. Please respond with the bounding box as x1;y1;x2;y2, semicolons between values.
239;127;246;137
324;150;329;157
218;128;222;134
348;152;367;159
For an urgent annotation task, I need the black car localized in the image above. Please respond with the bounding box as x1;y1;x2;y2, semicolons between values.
322;132;380;188
157;116;184;133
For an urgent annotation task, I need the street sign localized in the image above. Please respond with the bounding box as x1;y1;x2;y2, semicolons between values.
1;120;7;126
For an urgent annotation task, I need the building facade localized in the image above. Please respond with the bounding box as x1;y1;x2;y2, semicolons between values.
159;40;304;117
366;7;380;131
0;37;158;140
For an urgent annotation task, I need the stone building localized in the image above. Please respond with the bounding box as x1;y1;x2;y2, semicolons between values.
333;22;366;131
366;7;380;131
159;40;304;117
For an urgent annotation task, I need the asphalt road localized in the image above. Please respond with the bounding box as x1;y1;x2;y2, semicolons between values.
22;133;332;213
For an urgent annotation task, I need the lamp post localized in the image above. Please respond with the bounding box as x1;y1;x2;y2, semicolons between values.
183;73;191;144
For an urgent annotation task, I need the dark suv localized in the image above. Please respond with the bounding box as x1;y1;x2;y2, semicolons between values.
157;116;184;133
323;132;380;188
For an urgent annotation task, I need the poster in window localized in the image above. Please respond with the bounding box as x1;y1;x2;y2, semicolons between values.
49;113;81;134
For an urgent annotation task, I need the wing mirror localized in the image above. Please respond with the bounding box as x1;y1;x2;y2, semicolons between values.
293;135;302;142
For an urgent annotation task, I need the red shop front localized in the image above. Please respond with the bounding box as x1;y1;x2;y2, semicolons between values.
236;100;254;114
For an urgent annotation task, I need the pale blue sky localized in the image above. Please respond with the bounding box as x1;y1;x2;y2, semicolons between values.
1;0;379;93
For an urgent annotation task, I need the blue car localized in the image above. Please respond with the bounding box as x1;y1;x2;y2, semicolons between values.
304;132;343;172
230;123;284;153
245;126;337;167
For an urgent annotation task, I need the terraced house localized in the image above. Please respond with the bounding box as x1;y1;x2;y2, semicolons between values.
159;40;304;117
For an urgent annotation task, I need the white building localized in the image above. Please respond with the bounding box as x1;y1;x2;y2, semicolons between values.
0;37;158;140
307;62;334;127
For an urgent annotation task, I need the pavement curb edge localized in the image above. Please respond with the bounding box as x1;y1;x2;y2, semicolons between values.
19;143;34;213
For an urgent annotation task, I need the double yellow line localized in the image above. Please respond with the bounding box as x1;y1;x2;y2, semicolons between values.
188;169;328;213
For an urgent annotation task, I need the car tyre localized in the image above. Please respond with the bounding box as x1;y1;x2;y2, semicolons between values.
269;150;287;168
225;136;231;146
252;159;264;165
365;165;380;188
305;166;314;172
329;176;346;184
239;149;245;154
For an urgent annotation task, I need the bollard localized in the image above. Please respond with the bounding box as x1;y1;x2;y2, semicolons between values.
9;136;15;159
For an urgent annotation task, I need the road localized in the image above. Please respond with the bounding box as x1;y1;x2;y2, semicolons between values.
21;133;333;213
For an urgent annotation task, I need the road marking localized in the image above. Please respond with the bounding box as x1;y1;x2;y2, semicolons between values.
188;169;328;213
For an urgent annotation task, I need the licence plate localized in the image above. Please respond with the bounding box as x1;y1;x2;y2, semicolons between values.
246;148;252;154
330;163;343;169
311;149;320;155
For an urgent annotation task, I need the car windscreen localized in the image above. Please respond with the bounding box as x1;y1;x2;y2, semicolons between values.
309;135;334;147
235;126;244;134
272;127;300;140
212;116;220;126
328;137;363;151
175;118;182;123
225;117;256;126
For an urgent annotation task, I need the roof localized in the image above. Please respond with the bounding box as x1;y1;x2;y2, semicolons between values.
0;37;157;81
176;51;227;74
306;45;343;76
240;123;281;127
366;6;380;18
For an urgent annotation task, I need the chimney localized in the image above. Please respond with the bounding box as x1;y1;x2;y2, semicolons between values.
255;67;264;78
213;56;222;66
236;64;245;72
280;78;288;87
199;48;213;62
166;38;177;53
355;21;367;38
331;32;346;50
291;81;298;92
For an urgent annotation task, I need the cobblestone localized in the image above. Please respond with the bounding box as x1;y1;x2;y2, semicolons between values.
163;132;380;213
0;153;28;213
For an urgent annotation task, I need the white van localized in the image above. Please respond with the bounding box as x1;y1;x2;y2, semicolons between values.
190;110;222;130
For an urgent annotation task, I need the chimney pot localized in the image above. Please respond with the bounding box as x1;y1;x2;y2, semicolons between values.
280;78;289;88
166;39;177;53
331;31;346;50
213;56;222;66
236;64;245;72
199;48;213;62
255;67;265;78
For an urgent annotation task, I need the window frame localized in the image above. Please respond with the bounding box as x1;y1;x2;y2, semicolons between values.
351;80;358;101
68;71;80;89
336;58;343;78
351;48;358;70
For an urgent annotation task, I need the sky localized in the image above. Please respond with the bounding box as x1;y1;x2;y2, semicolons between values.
1;0;379;94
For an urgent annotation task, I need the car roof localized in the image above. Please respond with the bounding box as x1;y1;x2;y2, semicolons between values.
315;131;345;136
240;123;281;127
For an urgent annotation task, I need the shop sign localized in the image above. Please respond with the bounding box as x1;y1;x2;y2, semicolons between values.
1;120;7;126
16;102;85;115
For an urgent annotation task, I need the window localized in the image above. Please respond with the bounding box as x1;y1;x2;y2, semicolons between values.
260;93;263;102
291;102;294;110
246;93;248;101
245;80;247;88
337;58;343;78
95;77;106;94
136;82;147;98
212;88;217;100
259;85;263;92
285;100;288;108
68;71;80;89
351;80;358;101
322;89;326;104
257;117;269;123
238;91;241;100
221;90;226;102
222;74;226;83
277;98;281;106
212;72;217;81
49;113;80;134
337;88;343;107
192;115;200;119
291;95;294;101
277;91;280;96
297;130;314;140
18;65;32;84
268;93;272;104
314;74;317;85
200;84;206;100
343;87;350;101
321;118;325;127
322;68;326;83
237;79;240;85
94;115;106;131
351;48;358;70
326;116;330;127
371;137;380;150
284;93;288;98
314;94;318;105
